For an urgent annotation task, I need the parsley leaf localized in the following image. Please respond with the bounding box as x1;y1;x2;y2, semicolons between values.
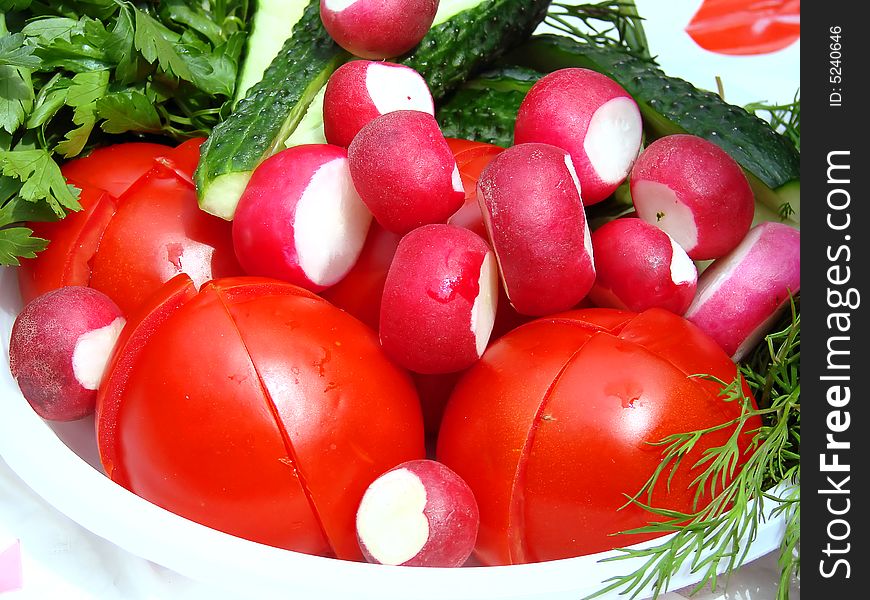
0;148;81;215
0;225;47;265
97;90;161;134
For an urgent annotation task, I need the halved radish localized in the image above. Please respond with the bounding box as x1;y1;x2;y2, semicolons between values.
348;110;464;234
476;142;595;316
684;222;800;361
589;218;698;315
232;144;372;292
630;134;755;261
9;286;125;421
379;224;498;374
320;0;438;60
323;60;434;148
356;459;479;567
513;68;643;205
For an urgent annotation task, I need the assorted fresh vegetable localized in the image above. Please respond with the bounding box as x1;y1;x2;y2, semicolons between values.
2;1;801;598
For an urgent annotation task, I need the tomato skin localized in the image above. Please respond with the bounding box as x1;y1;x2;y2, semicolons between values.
437;308;759;564
19;139;242;316
96;276;425;559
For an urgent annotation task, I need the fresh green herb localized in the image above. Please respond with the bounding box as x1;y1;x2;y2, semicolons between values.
545;0;651;59
585;300;800;600
0;0;250;265
745;91;801;153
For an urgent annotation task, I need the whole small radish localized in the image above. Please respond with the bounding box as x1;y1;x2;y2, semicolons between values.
630;134;755;261
348;110;464;234
685;222;800;361
323;60;434;148
476;142;596;316
9;287;125;421
356;459;479;567
379;224;498;374
320;0;439;60
514;68;643;205
232;144;372;291
589;218;698;315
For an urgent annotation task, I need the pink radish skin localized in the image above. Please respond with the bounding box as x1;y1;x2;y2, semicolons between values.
323;60;434;148
630;134;755;261
232;144;372;292
379;224;498;374
513;68;643;205
356;459;479;567
348;110;464;235
684;222;800;361
476;142;596;317
320;0;438;60
9;287;125;421
589;218;697;315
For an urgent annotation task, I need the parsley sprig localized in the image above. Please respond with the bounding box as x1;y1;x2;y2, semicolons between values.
0;0;249;265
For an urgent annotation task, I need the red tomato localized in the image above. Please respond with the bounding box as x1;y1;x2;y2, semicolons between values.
96;275;425;559
18;139;242;315
437;307;760;565
686;0;800;56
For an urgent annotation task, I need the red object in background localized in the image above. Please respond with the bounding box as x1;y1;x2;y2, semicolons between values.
96;275;425;560
686;0;800;55
18;140;243;316
437;307;761;565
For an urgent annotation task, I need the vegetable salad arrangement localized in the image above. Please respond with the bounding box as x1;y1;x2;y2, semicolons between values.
2;0;800;598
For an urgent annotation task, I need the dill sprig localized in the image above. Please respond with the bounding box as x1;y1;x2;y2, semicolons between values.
545;1;652;60
585;300;801;600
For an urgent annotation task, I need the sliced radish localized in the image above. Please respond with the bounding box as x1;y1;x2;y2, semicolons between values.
684;222;800;361
320;0;438;60
348;110;464;234
232;144;372;292
323;60;434;148
630;134;755;261
356;459;479;567
513;68;643;205
9;286;125;421
589;218;698;315
476;142;596;316
379;224;497;374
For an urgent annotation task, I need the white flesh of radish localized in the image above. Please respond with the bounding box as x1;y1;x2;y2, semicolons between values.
633;180;699;253
583;97;642;183
668;236;697;285
72;317;126;390
470;253;498;356
564;154;595;261
357;468;429;565
365;63;435;115
294;158;372;286
323;0;360;11
685;226;759;312
451;164;463;194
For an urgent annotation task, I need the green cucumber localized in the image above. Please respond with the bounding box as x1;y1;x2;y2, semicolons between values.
507;35;801;223
195;0;550;220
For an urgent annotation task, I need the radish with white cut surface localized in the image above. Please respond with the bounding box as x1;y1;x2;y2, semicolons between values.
9;286;125;421
589;218;698;315
356;459;479;567
348;110;464;234
232;144;372;292
513;68;643;205
684;222;800;361
320;0;438;60
630;134;755;261
476;142;596;316
379;224;498;374
323;60;434;148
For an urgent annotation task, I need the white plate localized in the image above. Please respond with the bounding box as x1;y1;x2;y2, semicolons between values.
0;265;789;600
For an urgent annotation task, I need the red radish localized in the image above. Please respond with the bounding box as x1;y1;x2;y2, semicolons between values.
348;110;464;234
684;222;800;361
323;60;434;148
356;459;479;567
9;287;125;421
320;0;438;60
232;144;372;292
589;218;698;315
476;142;596;316
630;134;755;261
380;224;498;374
513;68;643;205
